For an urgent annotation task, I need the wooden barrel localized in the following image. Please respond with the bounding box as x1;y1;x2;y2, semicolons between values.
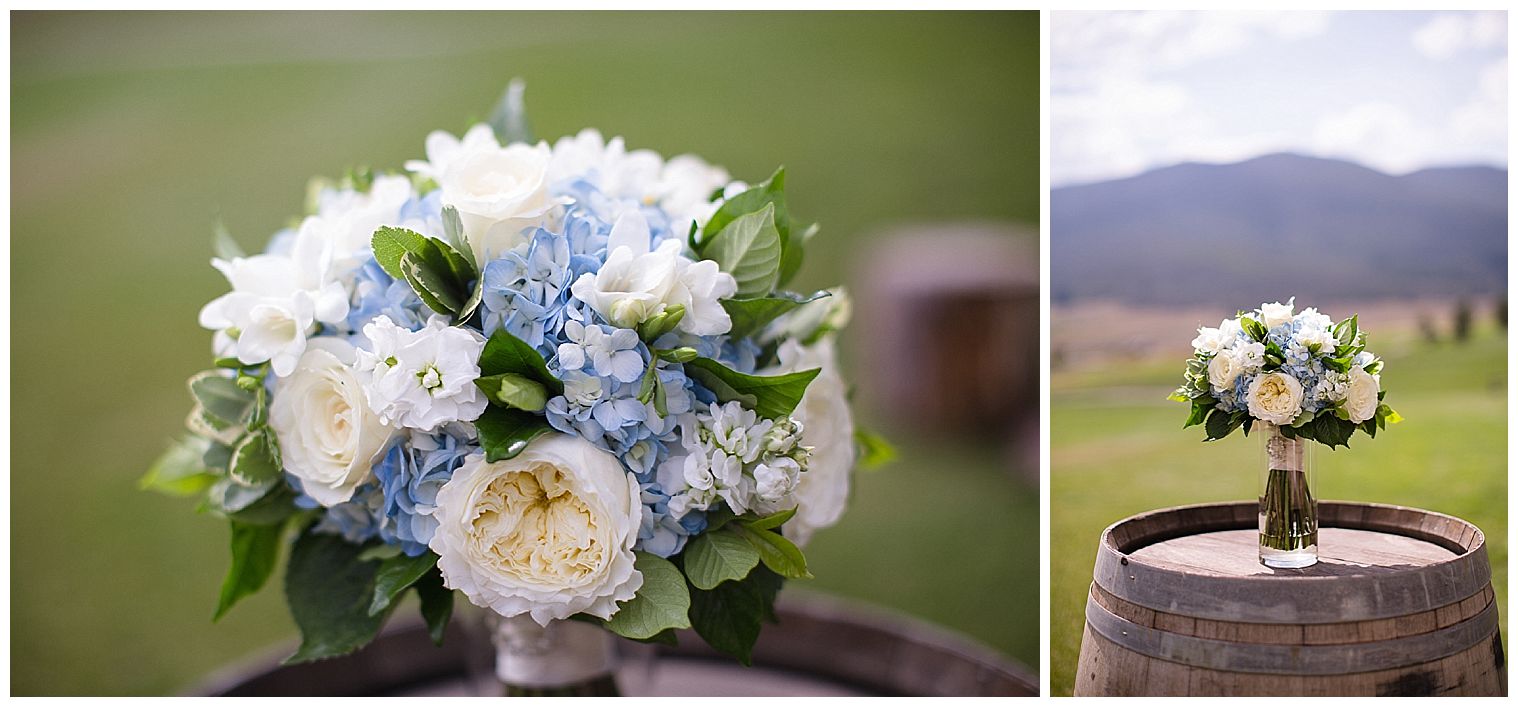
193;591;1036;696
1075;501;1506;696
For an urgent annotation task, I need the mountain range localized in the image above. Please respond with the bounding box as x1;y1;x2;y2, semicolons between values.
1050;153;1507;305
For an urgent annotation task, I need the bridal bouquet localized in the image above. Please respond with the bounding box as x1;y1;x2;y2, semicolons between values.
142;87;878;668
1169;299;1401;567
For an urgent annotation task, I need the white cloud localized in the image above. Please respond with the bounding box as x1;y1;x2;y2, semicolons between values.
1312;102;1433;173
1451;58;1508;153
1412;11;1506;60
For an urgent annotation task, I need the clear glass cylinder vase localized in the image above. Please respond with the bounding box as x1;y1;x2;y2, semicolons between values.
1257;422;1318;568
489;614;622;696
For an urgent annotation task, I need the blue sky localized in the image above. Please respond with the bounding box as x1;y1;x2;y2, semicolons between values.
1050;11;1507;186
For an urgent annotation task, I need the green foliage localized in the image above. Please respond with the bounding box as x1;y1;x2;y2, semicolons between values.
368;552;440;616
413;569;454;646
720;292;828;340
1240;316;1267;342
488;78;534;145
697;167;806;287
478;329;563;394
283;528;396;664
475;406;553;463
140;437;220;497
604;553;692;640
741;507;795;531
682;357;819;420
229;431;280;486
475;373;548;412
854;427;897;469
732;524;811;580
214;520;286;621
681;529;760;590
687;565;783;666
1203;408;1244;442
701;203;782;298
224;485;299;526
189;372;255;427
636;304;686;342
372;226;481;322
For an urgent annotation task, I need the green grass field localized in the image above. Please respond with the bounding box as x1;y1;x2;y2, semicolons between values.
10;11;1038;695
1050;322;1508;696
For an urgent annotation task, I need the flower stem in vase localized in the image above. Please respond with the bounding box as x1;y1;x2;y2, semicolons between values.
1258;423;1318;568
490;615;622;697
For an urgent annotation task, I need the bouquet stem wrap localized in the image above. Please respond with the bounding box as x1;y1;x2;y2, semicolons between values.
1257;423;1318;569
491;615;621;696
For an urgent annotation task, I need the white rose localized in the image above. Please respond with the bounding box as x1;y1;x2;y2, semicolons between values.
1344;366;1380;423
197;226;349;377
430;435;643;625
269;339;395;506
1260;300;1295;330
355;315;488;431
1191;326;1232;355
569;211;737;335
1246;371;1305;425
767;337;854;547
1207;351;1243;391
412;125;561;263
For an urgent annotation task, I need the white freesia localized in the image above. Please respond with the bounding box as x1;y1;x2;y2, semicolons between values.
570;211;737;335
767;336;854;547
1246;371;1305;425
1344;366;1381;423
1296;326;1338;353
197;227;349;377
268;339;394;506
658;155;737;235
429;435;643;625
407;124;561;263
1207;350;1244;391
1260;300;1295;329
549;128;664;201
301;175;415;279
1191;326;1232;355
355;315;488;431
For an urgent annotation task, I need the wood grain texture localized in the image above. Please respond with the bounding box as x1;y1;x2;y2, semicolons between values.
1075;501;1506;696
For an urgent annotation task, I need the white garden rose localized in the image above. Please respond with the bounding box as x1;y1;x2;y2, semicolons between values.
768;336;854;547
1246;371;1305;425
429;435;643;625
1344;366;1380;423
570;211;737;335
268;338;395;506
1260;300;1295;329
1207;351;1243;391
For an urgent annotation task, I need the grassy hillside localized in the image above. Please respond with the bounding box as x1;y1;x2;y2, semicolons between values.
1050;322;1507;696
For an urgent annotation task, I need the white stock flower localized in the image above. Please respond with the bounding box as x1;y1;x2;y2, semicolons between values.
268;339;395;506
198;227;349;377
1344;366;1380;423
1207;351;1244;391
1236;341;1267;370
429;435;643;625
1191;326;1232;355
1260;300;1295;329
355;315;488;431
767;337;854;547
408;124;561;263
570;211;737;335
1246;371;1305;425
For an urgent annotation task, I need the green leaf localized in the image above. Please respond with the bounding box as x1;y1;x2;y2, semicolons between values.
734;525;811;580
371;226;431;281
140;437;219;497
854;427;897;469
357;544;405;563
698;167;804;287
476;406;553;462
414;568;453;646
720;292;828;340
1203;407;1242;441
488;78;534;145
683;357;820;420
681;529;760;590
687;565;783;666
229;431;281;486
213;221;244;260
656;347;700;364
703;203;782;298
479;329;563;394
703;506;737;533
440;205;475;272
369;552;439;616
226;485;298;526
401;251;464;316
189;372;255;427
742;507;796;532
1182;398;1213;428
216;520;286;621
1310;414;1356;449
207;475;280;514
1240;317;1267;342
283;528;395;664
604;553;692;640
475;373;548;412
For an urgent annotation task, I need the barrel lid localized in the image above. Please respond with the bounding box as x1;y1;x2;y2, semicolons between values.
1092;501;1491;624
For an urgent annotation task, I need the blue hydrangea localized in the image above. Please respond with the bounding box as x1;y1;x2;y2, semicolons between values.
622;437;707;557
479;212;611;354
371;429;474;556
346;257;428;337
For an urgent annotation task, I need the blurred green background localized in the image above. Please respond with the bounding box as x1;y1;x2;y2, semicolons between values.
1050;311;1507;695
10;11;1039;695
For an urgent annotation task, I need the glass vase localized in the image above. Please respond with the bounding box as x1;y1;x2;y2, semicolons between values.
489;614;621;696
1257;422;1318;568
